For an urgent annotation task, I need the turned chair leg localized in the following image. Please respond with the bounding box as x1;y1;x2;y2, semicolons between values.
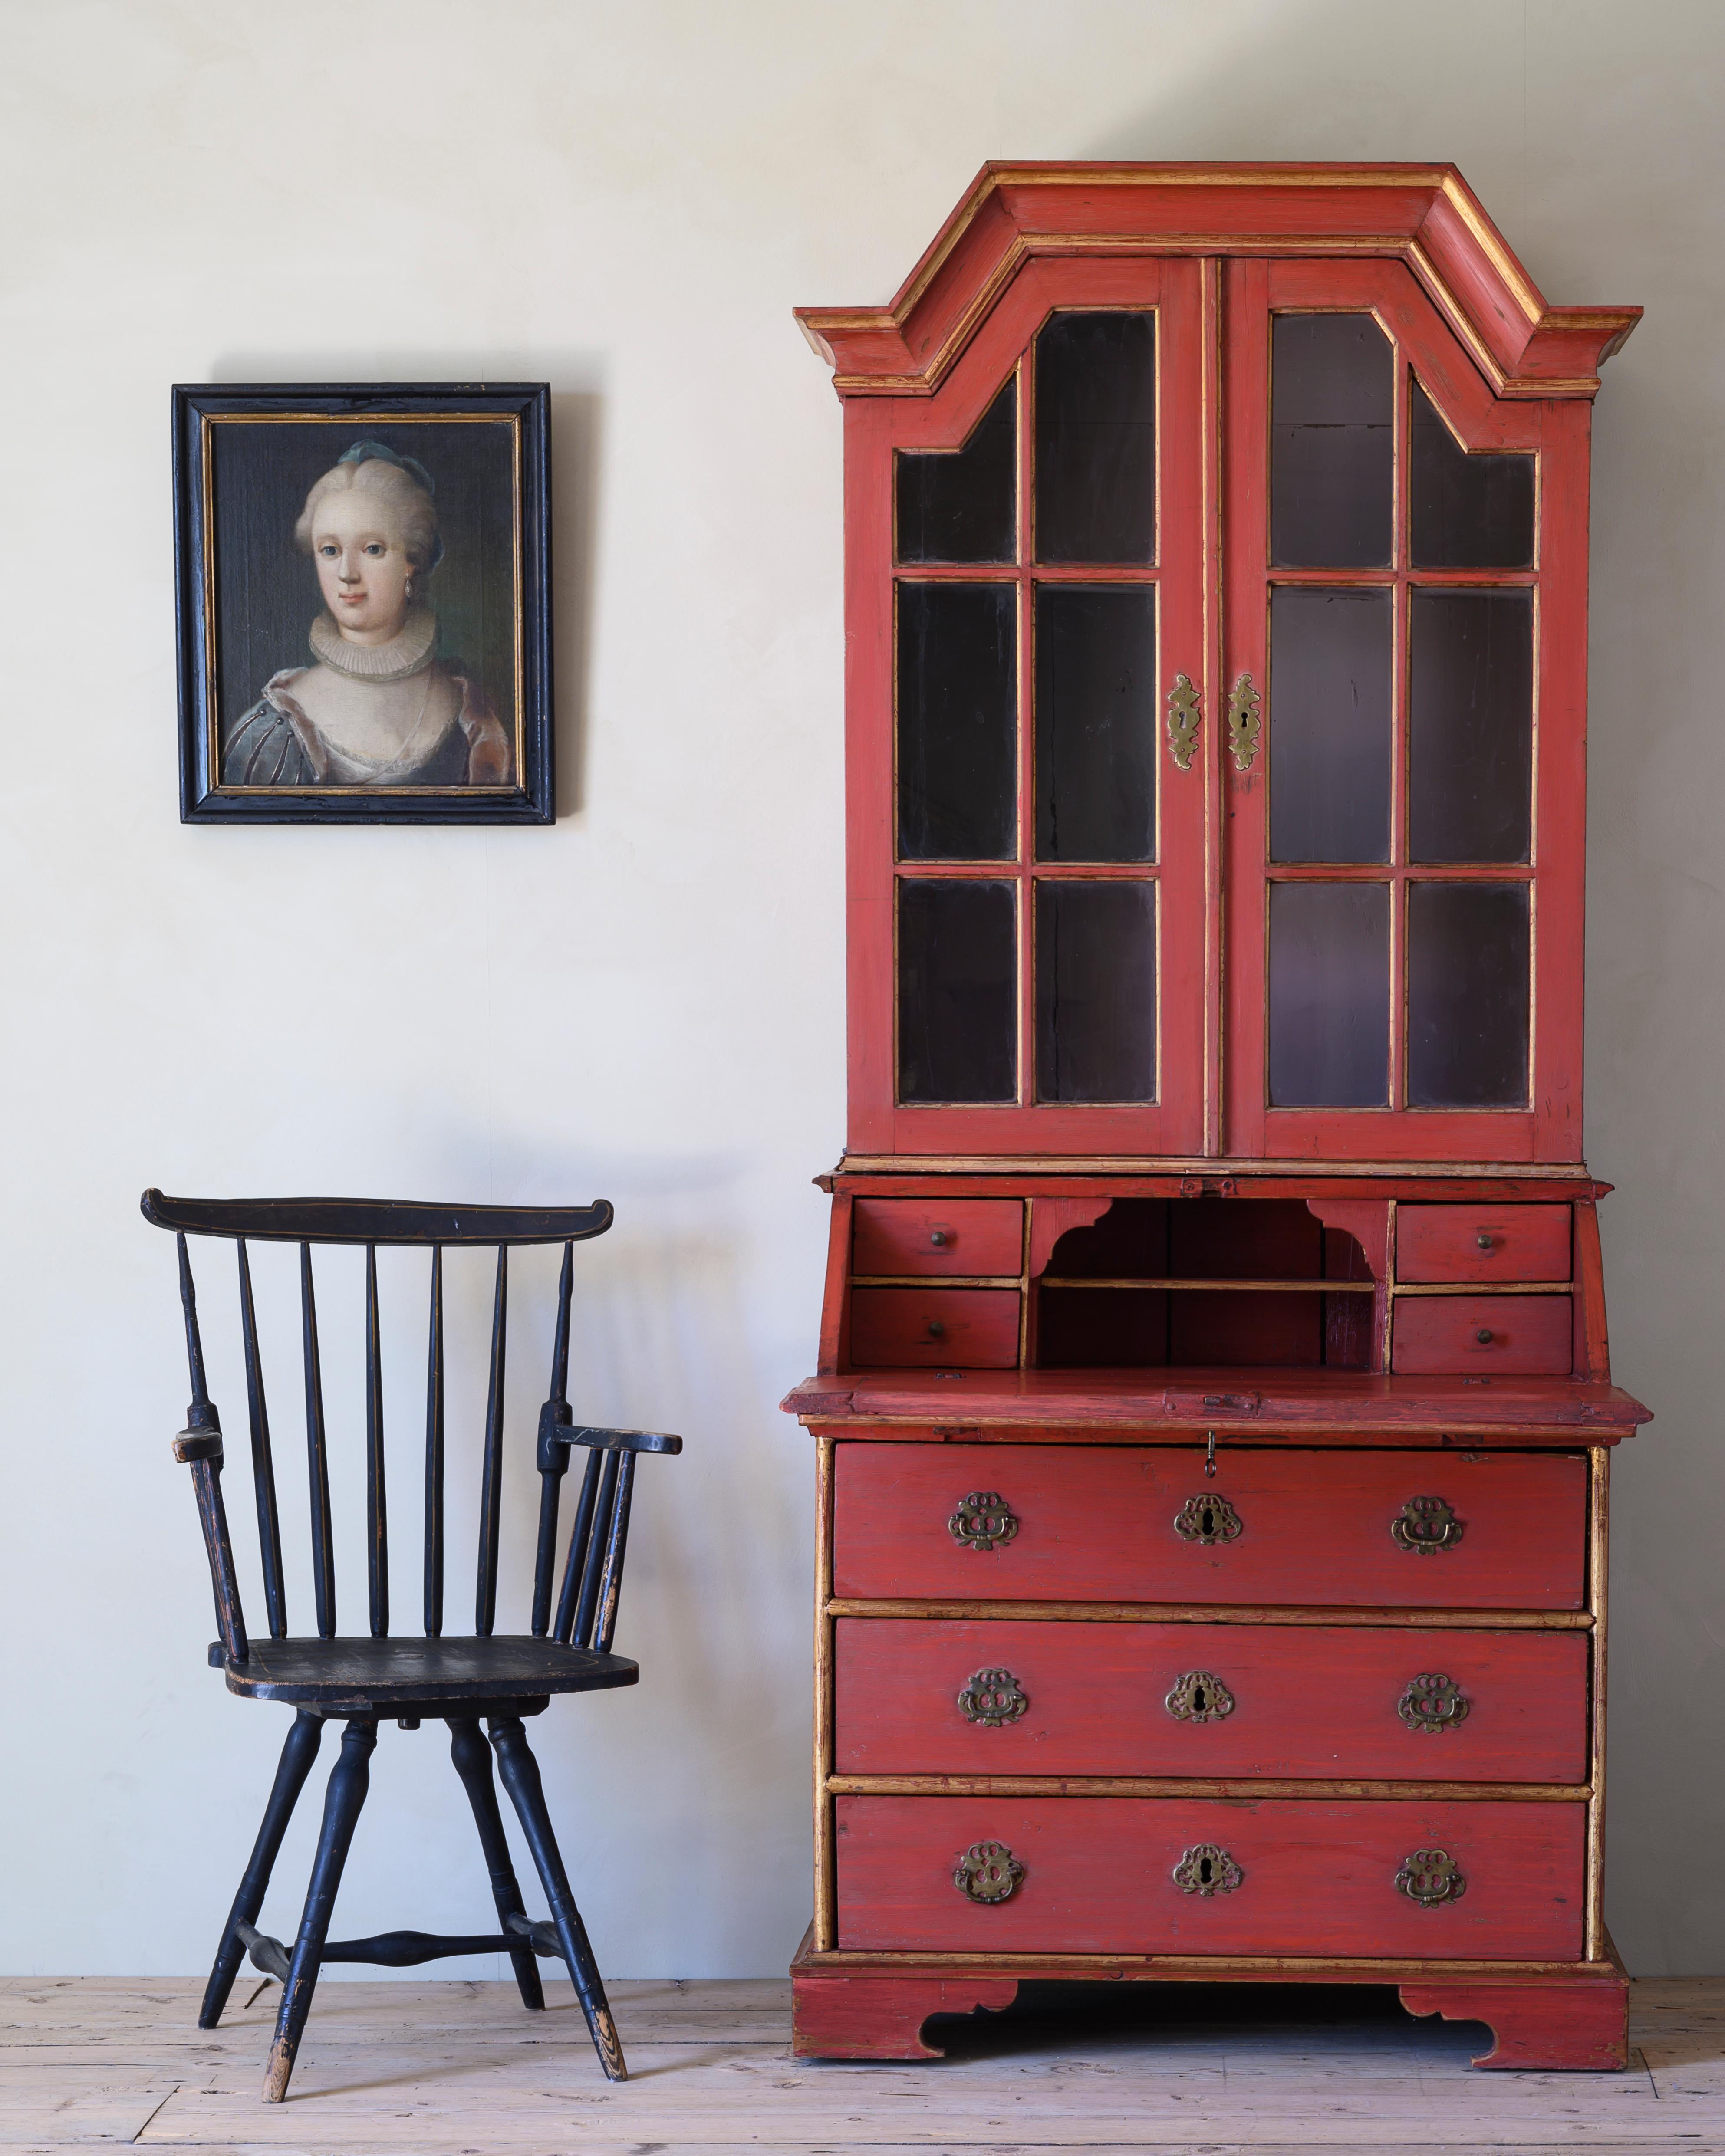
199;1709;323;2030
488;1715;627;2081
263;1717;378;2103
448;1716;545;2011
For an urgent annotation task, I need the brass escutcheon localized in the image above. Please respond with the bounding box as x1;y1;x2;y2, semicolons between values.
1173;1492;1243;1546
958;1668;1029;1726
1165;1670;1235;1724
1226;673;1262;772
1173;1843;1243;1897
954;1840;1024;1904
1398;1672;1472;1733
1396;1847;1467;1907
1391;1494;1464;1554
1165;674;1202;771
948;1491;1019;1552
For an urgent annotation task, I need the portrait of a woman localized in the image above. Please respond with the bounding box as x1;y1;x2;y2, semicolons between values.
222;440;513;789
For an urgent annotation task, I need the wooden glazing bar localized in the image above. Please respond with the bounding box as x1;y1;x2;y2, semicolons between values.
236;1239;286;1638
364;1244;388;1638
300;1241;335;1639
552;1449;602;1645
826;1596;1593;1628
423;1245;444;1638
531;1242;576;1638
593;1450;636;1654
572;1448;621;1649
474;1245;507;1638
1587;1443;1610;1960
813;1432;836;1952
1201;252;1224;1157
824;1773;1588;1801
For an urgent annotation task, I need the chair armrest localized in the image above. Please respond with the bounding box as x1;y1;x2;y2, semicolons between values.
553;1423;682;1456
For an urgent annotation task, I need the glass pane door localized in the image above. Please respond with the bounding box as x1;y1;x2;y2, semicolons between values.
871;257;1208;1155
1222;258;1549;1160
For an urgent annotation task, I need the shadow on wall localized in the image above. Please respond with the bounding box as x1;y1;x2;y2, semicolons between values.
1075;10;1723;1979
165;1151;808;1975
206;352;606;821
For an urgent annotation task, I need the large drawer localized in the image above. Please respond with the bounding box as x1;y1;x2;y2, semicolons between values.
835;1794;1585;1959
834;1618;1589;1783
832;1443;1588;1610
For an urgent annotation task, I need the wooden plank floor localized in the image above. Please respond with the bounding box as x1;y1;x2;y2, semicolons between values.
1;1972;1720;2152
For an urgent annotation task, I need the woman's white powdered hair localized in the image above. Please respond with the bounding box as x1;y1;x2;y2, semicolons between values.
294;454;440;572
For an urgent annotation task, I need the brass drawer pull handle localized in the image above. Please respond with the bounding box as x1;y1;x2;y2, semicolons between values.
1166;1671;1234;1723
1391;1494;1464;1553
958;1668;1029;1726
954;1840;1023;1904
948;1491;1018;1552
1398;1672;1471;1733
1173;1843;1243;1897
1173;1492;1243;1545
1165;674;1201;771
1396;1847;1467;1907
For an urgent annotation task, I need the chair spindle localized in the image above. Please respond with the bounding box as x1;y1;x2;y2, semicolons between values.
424;1245;444;1638
237;1240;287;1638
594;1451;635;1655
475;1246;508;1637
552;1450;603;1645
572;1449;620;1650
300;1242;336;1639
174;1235;249;1664
365;1244;388;1638
530;1242;576;1637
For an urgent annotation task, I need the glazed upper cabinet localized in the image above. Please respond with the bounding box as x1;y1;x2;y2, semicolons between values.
803;168;1638;1164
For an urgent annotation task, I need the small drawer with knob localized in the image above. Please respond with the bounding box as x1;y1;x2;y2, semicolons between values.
1396;1204;1572;1284
833;1617;1588;1781
852;1199;1023;1279
832;1443;1587;1607
834;1793;1585;1958
1392;1295;1572;1374
848;1288;1021;1368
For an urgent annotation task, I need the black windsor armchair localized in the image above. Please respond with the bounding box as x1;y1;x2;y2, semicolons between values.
144;1190;681;2103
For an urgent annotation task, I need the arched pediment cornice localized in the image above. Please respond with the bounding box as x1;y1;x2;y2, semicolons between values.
797;163;1639;399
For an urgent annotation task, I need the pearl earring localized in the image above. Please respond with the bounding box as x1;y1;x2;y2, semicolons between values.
405;577;414;599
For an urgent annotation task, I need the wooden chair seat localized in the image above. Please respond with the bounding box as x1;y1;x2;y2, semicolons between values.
219;1635;639;1710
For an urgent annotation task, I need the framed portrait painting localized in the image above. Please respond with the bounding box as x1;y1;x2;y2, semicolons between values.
172;384;553;823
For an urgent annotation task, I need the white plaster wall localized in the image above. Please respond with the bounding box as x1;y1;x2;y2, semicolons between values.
0;0;1718;1978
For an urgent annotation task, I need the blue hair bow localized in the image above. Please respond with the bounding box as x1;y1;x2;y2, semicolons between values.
336;440;444;571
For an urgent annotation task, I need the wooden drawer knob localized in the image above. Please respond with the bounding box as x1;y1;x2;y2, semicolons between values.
1396;1847;1468;1907
925;1318;946;1339
1476;1232;1496;1252
929;1229;950;1247
1475;1326;1494;1344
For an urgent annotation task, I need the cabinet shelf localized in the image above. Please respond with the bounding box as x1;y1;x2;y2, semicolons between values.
1038;1276;1375;1294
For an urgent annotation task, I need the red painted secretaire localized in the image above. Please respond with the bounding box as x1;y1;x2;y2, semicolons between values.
781;164;1650;2070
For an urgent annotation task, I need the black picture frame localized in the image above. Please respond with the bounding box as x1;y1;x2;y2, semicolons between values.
172;384;553;824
